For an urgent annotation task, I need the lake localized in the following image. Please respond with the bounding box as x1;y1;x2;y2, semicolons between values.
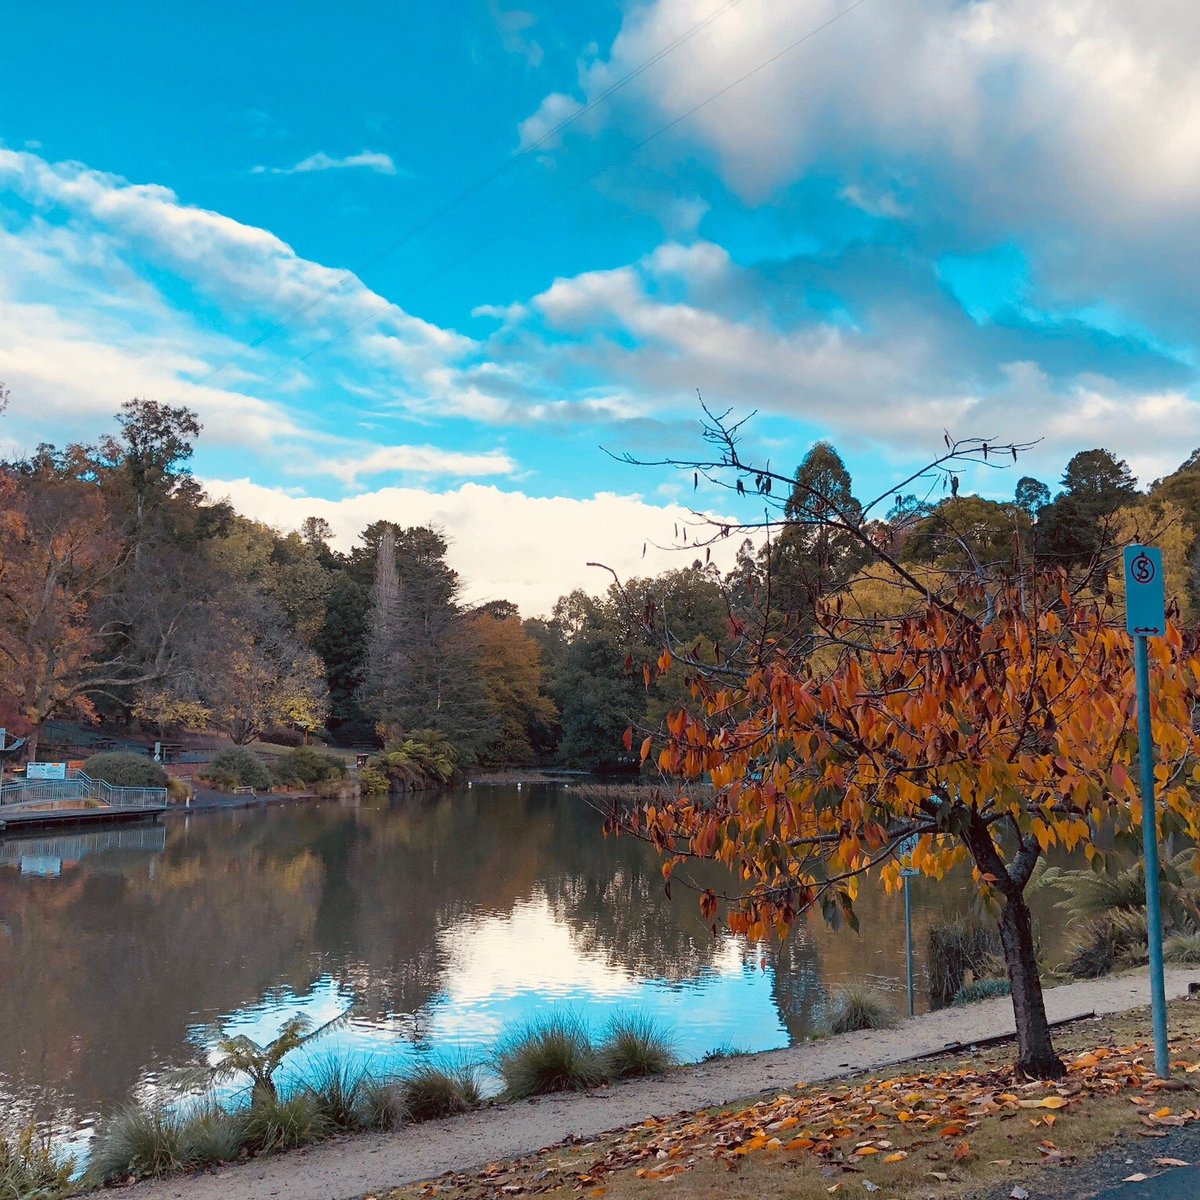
0;783;1069;1143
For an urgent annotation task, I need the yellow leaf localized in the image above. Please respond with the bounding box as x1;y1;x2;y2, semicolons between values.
883;1151;908;1163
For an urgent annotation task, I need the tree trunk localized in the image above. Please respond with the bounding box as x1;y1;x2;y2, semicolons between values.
997;889;1065;1079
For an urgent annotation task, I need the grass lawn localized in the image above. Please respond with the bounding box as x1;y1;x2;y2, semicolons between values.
385;1001;1200;1200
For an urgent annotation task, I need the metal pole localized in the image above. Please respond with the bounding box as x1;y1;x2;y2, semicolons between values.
1134;632;1170;1078
904;873;915;1018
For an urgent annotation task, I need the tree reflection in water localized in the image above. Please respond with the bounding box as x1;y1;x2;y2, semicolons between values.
0;783;1067;1133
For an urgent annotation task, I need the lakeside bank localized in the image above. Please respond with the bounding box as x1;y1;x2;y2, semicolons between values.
103;965;1200;1200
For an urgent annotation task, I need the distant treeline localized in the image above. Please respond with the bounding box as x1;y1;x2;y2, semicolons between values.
2;392;1197;769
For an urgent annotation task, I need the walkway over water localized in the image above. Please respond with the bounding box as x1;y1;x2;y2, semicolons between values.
0;770;168;835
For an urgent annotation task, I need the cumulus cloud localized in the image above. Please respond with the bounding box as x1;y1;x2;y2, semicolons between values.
524;0;1200;340
251;150;401;176
203;477;747;617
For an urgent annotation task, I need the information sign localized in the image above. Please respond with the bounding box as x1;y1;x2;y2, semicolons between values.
26;762;67;780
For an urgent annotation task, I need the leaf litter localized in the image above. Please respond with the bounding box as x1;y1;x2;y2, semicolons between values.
396;1036;1200;1200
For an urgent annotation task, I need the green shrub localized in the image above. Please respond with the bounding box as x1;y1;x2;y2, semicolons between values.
242;1092;329;1155
178;1106;249;1168
275;748;347;788
371;730;459;791
89;1104;184;1184
496;1016;607;1100
0;1125;74;1198
208;747;274;792
927;917;1005;1008
359;1077;408;1130
358;766;390;795
306;1058;368;1132
399;1064;482;1121
826;983;899;1034
953;978;1012;1005
83;752;168;788
600;1014;675;1079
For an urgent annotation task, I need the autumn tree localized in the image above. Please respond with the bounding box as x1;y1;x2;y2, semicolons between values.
615;413;1200;1079
471;608;558;765
0;450;142;758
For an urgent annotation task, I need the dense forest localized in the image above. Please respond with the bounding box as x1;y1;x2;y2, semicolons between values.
2;391;1199;772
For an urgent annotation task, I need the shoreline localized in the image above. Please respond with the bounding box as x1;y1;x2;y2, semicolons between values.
101;965;1200;1200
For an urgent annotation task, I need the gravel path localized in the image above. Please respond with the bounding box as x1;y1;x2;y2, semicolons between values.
109;967;1200;1200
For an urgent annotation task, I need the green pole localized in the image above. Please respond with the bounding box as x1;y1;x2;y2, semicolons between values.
1134;632;1170;1078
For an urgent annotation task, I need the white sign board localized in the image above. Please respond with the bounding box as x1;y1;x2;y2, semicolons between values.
1124;545;1166;637
26;761;67;780
896;833;921;877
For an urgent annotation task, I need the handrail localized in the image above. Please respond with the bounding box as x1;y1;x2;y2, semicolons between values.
0;771;167;809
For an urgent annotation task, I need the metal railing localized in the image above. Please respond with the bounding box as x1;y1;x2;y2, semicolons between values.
0;772;167;809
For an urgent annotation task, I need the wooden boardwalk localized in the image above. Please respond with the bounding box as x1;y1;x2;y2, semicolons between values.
0;804;167;835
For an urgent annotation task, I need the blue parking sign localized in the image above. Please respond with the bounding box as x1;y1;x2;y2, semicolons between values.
1124;545;1165;637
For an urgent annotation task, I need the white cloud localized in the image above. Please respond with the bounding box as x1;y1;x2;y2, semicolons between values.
203;476;747;617
251;150;401;176
306;443;518;486
518;92;584;151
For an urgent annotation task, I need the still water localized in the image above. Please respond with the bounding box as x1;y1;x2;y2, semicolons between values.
0;784;1059;1136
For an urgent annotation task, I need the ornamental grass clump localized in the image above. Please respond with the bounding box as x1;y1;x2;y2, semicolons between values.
306;1058;369;1133
178;1105;249;1169
0;1125;74;1199
496;1016;607;1100
826;983;899;1035
953;978;1012;1005
359;1077;408;1130
600;1014;675;1079
242;1092;329;1155
398;1063;481;1121
89;1104;185;1185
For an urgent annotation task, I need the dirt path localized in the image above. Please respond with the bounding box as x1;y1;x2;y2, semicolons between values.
111;967;1200;1200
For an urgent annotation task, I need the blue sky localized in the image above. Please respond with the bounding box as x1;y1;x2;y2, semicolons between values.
3;1;1200;613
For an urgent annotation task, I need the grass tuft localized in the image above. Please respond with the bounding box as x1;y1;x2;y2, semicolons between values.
826;983;899;1034
953;978;1012;1005
1163;931;1200;964
360;1076;409;1130
600;1014;676;1080
0;1125;74;1198
496;1016;608;1100
399;1063;482;1122
700;1041;747;1062
243;1091;329;1155
1067;910;1148;979
306;1057;369;1133
89;1104;185;1184
178;1105;249;1168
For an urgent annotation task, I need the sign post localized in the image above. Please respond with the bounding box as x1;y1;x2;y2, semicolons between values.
1124;544;1170;1079
897;834;920;1017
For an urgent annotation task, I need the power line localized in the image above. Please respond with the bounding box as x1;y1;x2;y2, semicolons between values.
237;0;872;397
171;0;748;402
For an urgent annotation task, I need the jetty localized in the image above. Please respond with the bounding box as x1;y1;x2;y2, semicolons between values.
0;770;168;836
